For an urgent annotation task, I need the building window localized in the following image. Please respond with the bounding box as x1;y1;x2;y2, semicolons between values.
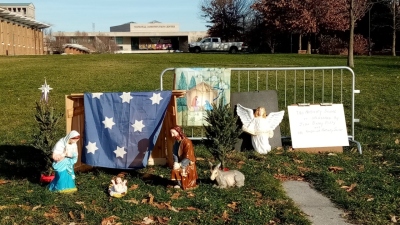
116;37;123;44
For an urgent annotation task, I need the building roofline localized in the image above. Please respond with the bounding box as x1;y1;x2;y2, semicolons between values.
0;3;33;6
0;7;49;29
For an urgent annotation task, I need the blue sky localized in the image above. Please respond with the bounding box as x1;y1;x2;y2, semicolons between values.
5;0;208;32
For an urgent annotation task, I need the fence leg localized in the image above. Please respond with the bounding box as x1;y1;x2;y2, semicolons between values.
349;138;362;154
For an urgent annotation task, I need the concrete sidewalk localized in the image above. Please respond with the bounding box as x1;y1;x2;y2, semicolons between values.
283;181;352;225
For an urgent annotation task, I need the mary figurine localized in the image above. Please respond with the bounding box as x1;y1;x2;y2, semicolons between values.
48;130;80;193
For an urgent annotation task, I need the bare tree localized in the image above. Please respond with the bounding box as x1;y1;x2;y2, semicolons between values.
43;27;54;54
54;32;69;54
200;0;254;41
347;0;370;67
382;0;400;56
94;33;118;53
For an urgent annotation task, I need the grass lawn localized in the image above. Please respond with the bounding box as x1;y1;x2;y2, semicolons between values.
0;53;399;224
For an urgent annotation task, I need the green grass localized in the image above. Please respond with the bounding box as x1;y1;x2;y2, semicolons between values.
0;53;399;224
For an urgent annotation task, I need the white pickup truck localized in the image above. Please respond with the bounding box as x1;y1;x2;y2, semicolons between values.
188;37;247;53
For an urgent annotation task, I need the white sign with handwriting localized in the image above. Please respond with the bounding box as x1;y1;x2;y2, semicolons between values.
288;104;349;148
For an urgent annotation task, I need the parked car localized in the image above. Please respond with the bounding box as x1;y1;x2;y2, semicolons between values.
188;37;247;53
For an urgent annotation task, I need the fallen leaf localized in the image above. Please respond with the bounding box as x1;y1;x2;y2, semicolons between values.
142;193;154;205
148;193;154;204
391;214;397;222
186;192;195;198
69;211;75;219
346;183;357;192
169;206;180;212
395;139;399;145
336;179;345;185
222;210;230;221
328;166;344;172
123;199;139;204
153;202;167;210
18;205;30;211
156;216;170;224
327;153;337;156
26;190;33;193
366;197;374;202
101;215;120;225
293;159;304;164
32;205;41;211
341;183;357;192
162;201;180;212
227;202;238;210
129;184;139;191
170;192;181;199
0;206;8;210
297;166;311;172
186;206;198;211
80;212;85;220
75;201;85;205
252;191;262;198
142;216;155;224
196;157;205;161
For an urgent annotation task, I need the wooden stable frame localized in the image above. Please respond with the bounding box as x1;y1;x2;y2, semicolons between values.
65;91;185;170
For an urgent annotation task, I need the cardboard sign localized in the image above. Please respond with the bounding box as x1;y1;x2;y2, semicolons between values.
288;104;349;148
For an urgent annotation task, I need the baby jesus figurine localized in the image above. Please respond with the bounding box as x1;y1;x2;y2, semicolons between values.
109;176;128;198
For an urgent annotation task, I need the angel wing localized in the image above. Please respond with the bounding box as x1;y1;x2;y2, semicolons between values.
236;104;254;127
236;104;256;135
264;110;285;131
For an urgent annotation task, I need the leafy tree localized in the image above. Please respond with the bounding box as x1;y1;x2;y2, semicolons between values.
253;0;348;53
203;99;241;169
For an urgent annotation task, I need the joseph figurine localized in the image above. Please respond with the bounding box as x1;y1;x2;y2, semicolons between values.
170;126;198;190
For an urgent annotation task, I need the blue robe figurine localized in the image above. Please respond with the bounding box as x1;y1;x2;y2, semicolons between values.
49;130;80;193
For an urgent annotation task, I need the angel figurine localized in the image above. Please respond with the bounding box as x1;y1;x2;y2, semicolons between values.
236;104;285;154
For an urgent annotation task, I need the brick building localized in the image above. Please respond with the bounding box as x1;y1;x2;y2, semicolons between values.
0;3;49;55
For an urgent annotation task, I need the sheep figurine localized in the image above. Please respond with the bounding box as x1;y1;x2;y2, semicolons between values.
209;162;245;188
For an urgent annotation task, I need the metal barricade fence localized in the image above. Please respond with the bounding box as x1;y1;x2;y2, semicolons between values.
160;66;361;154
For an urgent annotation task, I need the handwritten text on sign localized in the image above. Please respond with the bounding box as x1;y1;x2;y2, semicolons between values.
288;104;349;148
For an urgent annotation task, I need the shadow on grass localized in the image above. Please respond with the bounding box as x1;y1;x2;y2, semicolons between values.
0;145;47;182
78;164;215;190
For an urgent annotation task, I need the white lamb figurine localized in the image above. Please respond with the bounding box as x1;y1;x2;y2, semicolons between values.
209;162;245;188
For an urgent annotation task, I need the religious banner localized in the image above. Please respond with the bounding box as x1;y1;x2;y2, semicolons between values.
174;68;231;126
82;91;172;169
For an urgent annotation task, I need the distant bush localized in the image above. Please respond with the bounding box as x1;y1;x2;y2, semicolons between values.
353;34;369;55
319;35;346;55
319;34;370;56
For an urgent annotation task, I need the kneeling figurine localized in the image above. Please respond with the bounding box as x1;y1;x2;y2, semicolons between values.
209;162;245;188
109;176;128;198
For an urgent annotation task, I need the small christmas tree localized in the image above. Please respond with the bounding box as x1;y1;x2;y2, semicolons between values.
203;98;241;169
32;80;63;176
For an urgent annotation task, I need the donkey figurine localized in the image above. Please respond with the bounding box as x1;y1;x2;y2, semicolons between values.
209;162;245;188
